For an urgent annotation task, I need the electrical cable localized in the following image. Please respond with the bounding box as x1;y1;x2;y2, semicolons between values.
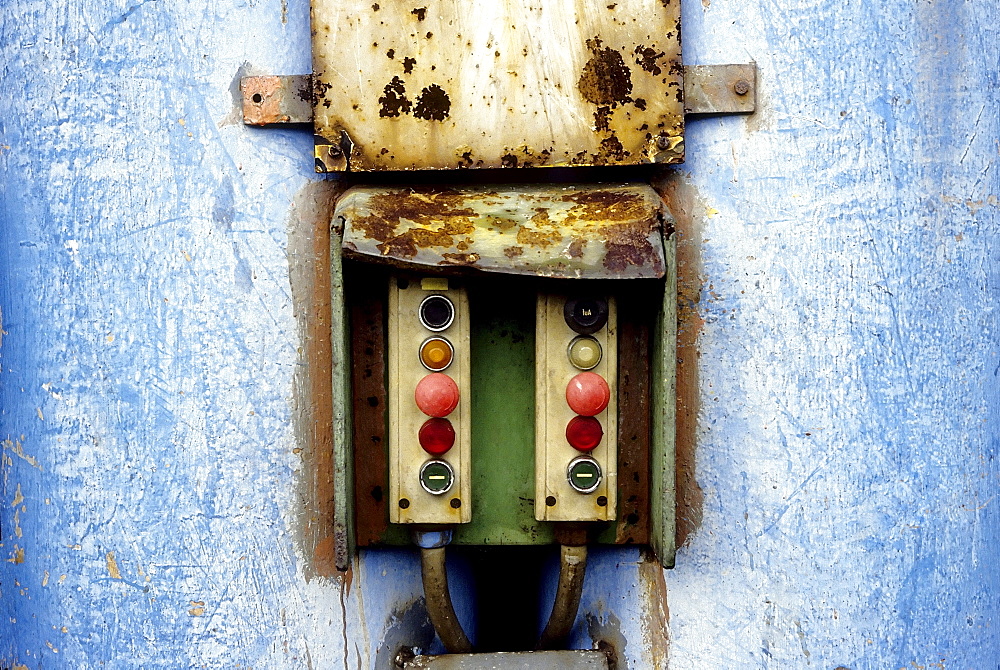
536;544;588;650
415;529;473;654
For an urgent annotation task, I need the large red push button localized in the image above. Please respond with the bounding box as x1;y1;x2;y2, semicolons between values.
565;372;610;416
415;373;460;417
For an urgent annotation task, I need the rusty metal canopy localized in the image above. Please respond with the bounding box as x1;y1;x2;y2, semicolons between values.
311;0;683;172
337;183;668;279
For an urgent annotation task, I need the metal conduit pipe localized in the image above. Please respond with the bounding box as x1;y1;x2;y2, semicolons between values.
415;530;473;654
536;544;588;650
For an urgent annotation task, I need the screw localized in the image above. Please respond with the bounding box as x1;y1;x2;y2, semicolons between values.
656;135;670;150
398;498;410;509
328;145;343;158
546;496;557;507
734;79;751;96
450;498;461;508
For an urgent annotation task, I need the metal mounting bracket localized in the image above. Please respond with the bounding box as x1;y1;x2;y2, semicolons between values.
240;64;757;127
682;64;757;115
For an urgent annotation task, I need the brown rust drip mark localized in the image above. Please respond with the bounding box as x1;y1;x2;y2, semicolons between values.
287;180;345;579
413;84;451;121
578;37;633;107
653;173;705;549
378;76;411;118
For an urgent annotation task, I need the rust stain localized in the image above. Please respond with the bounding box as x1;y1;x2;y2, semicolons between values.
578;37;633;107
634;45;667;76
378;77;411;118
105;551;122;580
654;174;706;548
287;180;347;579
413;84;451;121
639;547;671;666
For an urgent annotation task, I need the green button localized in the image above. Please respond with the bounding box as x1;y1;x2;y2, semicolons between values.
567;336;602;370
420;460;455;495
567;457;602;494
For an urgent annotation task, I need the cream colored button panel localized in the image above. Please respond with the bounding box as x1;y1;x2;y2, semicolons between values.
535;294;617;522
388;278;471;524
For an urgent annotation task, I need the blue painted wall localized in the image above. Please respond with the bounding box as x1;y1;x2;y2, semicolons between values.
1;0;997;668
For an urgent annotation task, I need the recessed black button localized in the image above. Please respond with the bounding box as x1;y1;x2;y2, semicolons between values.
419;295;455;331
563;297;608;335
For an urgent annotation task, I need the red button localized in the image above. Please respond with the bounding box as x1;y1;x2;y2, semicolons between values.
419;418;456;455
565;372;610;416
415;373;460;417
566;415;603;452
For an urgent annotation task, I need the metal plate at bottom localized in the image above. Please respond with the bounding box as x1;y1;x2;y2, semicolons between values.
406;650;610;670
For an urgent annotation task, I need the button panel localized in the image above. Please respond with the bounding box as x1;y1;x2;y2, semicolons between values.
535;293;617;522
388;277;471;524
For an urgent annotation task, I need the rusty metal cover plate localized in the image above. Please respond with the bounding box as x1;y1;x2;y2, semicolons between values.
311;0;683;172
337;183;667;279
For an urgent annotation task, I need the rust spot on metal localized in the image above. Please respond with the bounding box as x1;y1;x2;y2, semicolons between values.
402;56;416;74
339;184;666;279
378;76;411;118
413;84;451;121
411;6;426;20
634;45;666;76
386;48;394;59
594;106;612;132
578;37;633;107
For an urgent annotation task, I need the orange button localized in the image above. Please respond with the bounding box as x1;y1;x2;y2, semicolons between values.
420;337;454;371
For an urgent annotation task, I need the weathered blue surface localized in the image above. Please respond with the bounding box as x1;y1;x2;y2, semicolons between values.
1;0;998;668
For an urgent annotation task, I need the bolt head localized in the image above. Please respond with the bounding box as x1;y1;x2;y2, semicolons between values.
655;135;670;149
734;79;751;96
328;145;343;158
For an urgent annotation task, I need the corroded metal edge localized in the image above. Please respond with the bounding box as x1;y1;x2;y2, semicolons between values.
405;650;610;669
337;183;667;280
682;64;757;115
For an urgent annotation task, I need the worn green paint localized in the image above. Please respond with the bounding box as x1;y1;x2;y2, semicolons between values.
651;234;678;568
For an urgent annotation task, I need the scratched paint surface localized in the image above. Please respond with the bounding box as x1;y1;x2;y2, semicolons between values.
1;0;998;669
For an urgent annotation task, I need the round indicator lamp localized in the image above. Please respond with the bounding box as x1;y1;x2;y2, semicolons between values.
419;295;455;332
565;372;610;416
420;337;454;372
567;456;602;494
419;418;456;455
566;415;603;452
567;336;602;370
415;373;460;417
420;460;455;495
563;297;608;335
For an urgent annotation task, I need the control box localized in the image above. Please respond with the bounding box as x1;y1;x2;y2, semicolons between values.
388;277;472;524
535;294;617;522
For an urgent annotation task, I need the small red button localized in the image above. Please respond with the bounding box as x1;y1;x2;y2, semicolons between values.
419;418;456;455
566;415;603;452
565;372;610;416
415;373;460;417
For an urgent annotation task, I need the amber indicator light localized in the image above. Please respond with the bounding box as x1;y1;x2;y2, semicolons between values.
420;337;454;371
